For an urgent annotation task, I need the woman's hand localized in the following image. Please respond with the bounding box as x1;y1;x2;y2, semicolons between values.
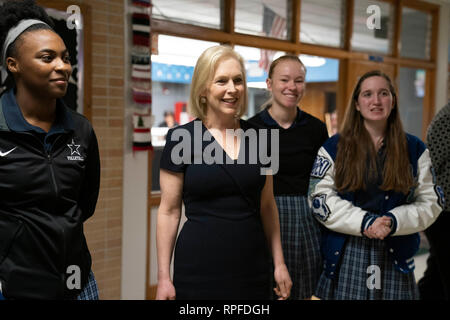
273;264;292;300
155;278;176;300
364;216;392;240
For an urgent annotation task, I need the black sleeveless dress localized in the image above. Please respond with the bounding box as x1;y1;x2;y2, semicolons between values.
159;119;271;300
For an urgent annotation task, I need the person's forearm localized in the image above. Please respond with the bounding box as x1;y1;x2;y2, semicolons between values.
271;238;286;267
389;149;443;235
156;209;181;281
260;202;286;267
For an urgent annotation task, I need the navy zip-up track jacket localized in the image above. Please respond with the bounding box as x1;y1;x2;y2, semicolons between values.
0;89;100;299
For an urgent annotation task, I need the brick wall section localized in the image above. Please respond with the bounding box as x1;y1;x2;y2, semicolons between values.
79;0;125;300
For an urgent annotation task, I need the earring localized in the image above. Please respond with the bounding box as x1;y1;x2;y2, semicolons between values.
200;96;206;104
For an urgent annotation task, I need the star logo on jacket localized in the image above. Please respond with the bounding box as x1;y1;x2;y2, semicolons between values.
67;139;84;161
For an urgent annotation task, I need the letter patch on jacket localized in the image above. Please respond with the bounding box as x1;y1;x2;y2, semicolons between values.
311;155;331;179
312;194;330;222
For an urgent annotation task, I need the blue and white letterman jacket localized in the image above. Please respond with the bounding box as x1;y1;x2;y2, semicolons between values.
308;134;445;279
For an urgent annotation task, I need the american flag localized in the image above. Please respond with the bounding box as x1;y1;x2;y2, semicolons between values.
258;5;287;73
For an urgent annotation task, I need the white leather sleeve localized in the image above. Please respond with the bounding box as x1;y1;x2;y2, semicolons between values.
390;149;443;236
308;147;366;236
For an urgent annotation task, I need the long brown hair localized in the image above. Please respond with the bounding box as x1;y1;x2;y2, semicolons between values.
334;70;414;194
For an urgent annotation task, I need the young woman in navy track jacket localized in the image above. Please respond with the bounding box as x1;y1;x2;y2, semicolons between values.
309;70;444;299
0;0;100;299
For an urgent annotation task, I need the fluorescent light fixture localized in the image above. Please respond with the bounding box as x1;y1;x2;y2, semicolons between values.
300;54;326;67
247;82;268;89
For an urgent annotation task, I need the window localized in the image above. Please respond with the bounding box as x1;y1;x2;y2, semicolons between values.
398;68;426;138
351;0;394;55
152;0;221;29
235;0;288;40
400;7;431;60
300;0;345;48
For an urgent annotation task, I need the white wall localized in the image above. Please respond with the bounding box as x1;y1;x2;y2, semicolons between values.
121;150;148;299
121;0;149;299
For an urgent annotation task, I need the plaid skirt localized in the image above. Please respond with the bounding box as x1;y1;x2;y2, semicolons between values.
274;195;322;300
315;235;419;300
76;270;99;300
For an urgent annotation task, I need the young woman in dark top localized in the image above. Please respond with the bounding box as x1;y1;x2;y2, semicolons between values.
0;0;100;299
249;55;329;299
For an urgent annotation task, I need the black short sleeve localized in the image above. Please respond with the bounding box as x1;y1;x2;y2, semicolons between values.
159;127;189;173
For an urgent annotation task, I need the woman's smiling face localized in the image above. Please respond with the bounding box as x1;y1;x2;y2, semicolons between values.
267;59;306;110
205;57;245;118
7;29;72;99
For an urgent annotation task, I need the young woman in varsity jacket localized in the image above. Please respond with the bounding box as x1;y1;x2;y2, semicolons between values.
0;0;100;299
308;70;444;300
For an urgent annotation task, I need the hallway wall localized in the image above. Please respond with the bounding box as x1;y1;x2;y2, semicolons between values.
79;0;125;299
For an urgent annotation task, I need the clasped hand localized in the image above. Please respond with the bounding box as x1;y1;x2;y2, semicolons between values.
363;216;392;240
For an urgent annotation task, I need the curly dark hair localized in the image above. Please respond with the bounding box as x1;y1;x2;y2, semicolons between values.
0;0;54;61
0;0;55;88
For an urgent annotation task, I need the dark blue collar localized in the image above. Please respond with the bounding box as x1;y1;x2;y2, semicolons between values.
1;88;74;134
260;106;307;129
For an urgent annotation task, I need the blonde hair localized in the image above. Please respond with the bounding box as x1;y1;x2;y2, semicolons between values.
268;54;306;79
188;45;248;120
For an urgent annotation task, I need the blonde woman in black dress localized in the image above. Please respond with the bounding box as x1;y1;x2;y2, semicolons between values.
156;45;292;300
